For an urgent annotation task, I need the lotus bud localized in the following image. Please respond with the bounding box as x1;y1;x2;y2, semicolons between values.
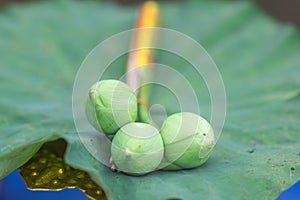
160;112;215;170
85;80;137;134
111;122;164;175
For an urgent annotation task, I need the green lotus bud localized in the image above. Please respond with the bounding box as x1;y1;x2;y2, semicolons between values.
85;80;137;134
160;112;215;170
158;157;182;171
111;122;164;175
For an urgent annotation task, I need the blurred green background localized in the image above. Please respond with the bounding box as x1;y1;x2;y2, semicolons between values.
1;0;300;29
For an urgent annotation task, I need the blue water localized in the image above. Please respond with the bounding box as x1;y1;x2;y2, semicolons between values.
0;170;89;200
0;170;299;200
277;181;300;200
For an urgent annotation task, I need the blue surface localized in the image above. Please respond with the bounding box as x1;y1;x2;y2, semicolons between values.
0;170;89;200
0;170;299;200
277;181;300;200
